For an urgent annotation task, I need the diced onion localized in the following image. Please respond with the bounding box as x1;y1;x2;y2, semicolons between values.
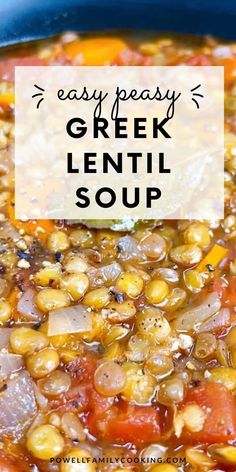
0;221;19;241
48;304;92;336
197;308;230;333
0;353;23;379
17;289;43;322
118;236;143;260
173;292;221;332
88;262;122;287
33;382;48;410
0;371;37;437
213;45;232;57
0;328;13;349
141;444;167;464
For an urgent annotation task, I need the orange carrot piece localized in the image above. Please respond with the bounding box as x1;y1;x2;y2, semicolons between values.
196;244;228;273
64;37;127;65
221;58;236;82
0;93;14;117
0;93;14;109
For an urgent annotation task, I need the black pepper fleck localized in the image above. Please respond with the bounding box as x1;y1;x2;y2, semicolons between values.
55;252;62;262
17;250;32;260
206;264;214;272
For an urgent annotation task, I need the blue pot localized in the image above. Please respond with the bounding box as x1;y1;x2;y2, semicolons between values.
0;0;235;47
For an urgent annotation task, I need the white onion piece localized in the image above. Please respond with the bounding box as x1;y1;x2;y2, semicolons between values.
173;292;221;332
118;236;143;260
213;45;232;57
141;444;168;464
17;289;43;321
88;262;122;287
0;371;37;437
197;308;231;333
0;328;13;349
0;221;19;241
48;304;92;336
33;382;48;410
0;353;23;379
98;262;122;281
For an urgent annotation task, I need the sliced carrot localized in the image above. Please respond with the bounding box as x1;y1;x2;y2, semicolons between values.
196;244;228;273
63;37;127;65
0;93;14;117
221;58;236;82
0;93;14;110
7;196;57;244
0;56;45;82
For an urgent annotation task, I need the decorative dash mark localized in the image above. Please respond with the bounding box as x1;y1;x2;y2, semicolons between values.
32;84;45;109
190;84;204;109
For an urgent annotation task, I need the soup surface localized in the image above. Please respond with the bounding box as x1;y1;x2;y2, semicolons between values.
0;32;236;472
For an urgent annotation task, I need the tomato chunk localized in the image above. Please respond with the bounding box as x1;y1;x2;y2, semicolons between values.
88;402;162;446
213;276;236;307
0;57;45;82
53;356;114;415
187;54;211;66
65;354;97;380
115;48;153;66
179;382;236;444
222;276;236;307
57;356;162;446
106;404;161;445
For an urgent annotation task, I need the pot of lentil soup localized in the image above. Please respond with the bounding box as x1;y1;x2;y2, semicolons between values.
0;0;236;471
